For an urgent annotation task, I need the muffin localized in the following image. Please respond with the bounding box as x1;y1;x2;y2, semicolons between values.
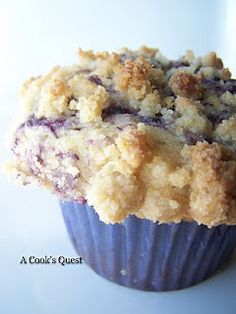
5;46;236;291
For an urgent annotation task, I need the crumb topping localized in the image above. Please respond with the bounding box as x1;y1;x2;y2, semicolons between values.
5;46;236;226
169;71;203;99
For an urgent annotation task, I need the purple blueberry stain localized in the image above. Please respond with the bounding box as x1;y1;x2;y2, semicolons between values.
56;151;79;161
54;172;80;197
206;110;231;125
88;75;103;86
171;60;189;69
102;106;135;119
224;79;236;94
103;101;216;145
14;137;20;147
106;84;117;94
27;150;44;176
39;143;45;155
102;105;172;129
140;115;169;128
184;131;212;145
18;115;82;138
203;78;236;95
20;115;67;138
69;153;80;161
11;136;20;155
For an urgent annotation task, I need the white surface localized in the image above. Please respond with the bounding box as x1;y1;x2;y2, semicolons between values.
0;1;236;313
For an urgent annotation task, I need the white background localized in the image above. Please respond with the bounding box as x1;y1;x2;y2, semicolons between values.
0;0;236;313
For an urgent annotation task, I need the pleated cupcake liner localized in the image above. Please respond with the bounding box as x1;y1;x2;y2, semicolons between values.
60;201;236;291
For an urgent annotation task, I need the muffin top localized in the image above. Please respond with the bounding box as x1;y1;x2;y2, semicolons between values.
5;46;236;227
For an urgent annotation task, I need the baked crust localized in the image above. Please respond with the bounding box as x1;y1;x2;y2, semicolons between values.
169;71;203;99
5;46;236;226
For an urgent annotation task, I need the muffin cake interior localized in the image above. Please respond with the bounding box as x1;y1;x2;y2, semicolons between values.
5;46;236;226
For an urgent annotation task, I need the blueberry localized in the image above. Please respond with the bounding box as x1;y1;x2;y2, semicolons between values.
88;75;103;86
102;106;134;119
206;110;231;125
18;115;81;138
171;60;189;68
102;105;171;129
184;131;212;145
203;78;236;95
56;151;79;160
140;115;168;128
224;79;236;94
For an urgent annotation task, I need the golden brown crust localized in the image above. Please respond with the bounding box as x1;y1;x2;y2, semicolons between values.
169;71;203;99
114;58;152;99
187;142;236;226
115;126;153;168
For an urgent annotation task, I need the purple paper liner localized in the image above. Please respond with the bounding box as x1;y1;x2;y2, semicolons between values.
60;201;236;291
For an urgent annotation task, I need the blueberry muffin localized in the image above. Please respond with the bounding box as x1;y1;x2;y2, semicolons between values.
5;46;236;290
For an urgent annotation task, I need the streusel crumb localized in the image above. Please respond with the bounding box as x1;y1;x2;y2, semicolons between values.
5;46;236;226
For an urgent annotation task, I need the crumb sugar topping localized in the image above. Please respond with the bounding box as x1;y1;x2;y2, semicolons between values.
5;46;236;226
